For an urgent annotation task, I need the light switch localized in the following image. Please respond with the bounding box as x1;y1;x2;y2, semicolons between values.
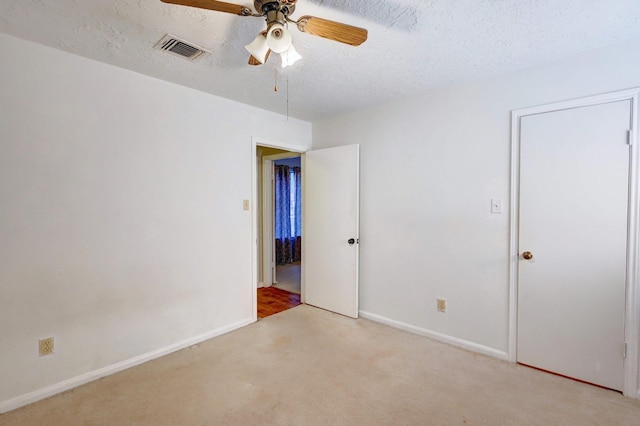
243;200;250;211
491;198;503;214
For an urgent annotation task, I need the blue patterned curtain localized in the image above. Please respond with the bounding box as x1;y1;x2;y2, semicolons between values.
275;165;291;237
274;164;302;265
275;165;292;265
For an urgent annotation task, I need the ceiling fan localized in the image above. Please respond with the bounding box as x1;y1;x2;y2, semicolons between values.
160;0;368;67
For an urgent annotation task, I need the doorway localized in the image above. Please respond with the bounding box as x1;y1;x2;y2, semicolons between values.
509;89;640;398
256;146;303;318
251;139;361;322
272;156;302;295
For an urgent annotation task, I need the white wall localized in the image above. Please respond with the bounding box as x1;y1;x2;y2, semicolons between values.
0;33;311;408
313;39;640;372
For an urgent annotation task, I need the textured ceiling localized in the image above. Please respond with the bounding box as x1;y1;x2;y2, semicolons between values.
1;0;640;121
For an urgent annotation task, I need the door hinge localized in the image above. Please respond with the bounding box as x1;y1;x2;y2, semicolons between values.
623;342;627;358
627;130;633;146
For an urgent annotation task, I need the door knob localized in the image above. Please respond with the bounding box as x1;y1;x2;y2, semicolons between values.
348;238;356;245
522;251;533;260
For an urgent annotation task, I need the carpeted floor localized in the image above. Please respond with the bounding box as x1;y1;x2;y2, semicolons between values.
2;305;640;425
273;261;300;294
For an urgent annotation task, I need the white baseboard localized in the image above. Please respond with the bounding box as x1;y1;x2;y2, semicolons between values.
359;310;509;361
0;318;254;414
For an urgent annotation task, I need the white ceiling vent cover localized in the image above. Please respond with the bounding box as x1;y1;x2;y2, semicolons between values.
154;34;209;61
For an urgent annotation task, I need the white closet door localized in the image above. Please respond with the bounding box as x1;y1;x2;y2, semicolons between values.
517;101;630;391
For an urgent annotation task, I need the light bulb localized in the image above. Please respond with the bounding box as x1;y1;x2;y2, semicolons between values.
266;23;292;54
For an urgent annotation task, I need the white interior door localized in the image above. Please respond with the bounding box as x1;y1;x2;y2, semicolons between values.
303;145;359;318
517;100;631;391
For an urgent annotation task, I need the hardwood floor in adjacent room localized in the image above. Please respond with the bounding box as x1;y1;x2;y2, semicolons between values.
257;287;301;319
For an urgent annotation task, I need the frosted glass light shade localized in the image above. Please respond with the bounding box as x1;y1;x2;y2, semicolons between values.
266;23;292;54
280;44;302;68
244;34;269;64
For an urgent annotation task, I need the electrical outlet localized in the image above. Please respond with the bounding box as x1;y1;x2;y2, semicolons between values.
437;298;447;313
39;337;54;356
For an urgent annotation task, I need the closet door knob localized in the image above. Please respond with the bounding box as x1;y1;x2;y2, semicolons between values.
348;238;356;245
522;251;533;260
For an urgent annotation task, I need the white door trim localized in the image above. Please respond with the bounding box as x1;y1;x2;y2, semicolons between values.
251;137;307;322
508;88;640;398
261;157;274;289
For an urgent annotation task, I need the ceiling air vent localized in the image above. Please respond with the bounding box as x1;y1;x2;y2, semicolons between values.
154;34;209;61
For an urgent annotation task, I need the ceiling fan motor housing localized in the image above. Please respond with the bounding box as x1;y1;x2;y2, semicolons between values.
254;0;296;17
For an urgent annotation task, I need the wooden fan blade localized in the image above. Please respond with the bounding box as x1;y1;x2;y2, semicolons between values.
161;0;252;16
248;50;271;66
296;16;367;46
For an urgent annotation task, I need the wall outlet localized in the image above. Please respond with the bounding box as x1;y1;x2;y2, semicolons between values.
39;337;54;356
437;298;447;313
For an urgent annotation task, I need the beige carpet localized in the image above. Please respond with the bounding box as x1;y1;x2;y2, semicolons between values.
2;305;640;425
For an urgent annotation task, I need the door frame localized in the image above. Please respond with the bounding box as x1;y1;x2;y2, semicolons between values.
251;137;307;322
508;88;640;398
262;152;303;291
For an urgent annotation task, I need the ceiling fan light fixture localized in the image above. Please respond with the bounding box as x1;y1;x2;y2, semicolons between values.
266;23;292;53
160;0;369;69
244;33;270;64
280;44;302;68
